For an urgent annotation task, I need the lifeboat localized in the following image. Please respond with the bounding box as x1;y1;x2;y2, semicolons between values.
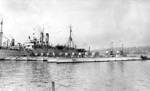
65;52;69;57
52;52;55;57
84;52;89;57
47;53;50;56
71;52;75;57
78;52;82;57
41;53;44;56
34;53;38;56
91;52;95;58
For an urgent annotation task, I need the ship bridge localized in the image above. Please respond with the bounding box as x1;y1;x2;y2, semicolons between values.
24;42;34;50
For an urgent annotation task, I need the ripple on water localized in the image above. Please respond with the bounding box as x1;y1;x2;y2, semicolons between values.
0;61;150;91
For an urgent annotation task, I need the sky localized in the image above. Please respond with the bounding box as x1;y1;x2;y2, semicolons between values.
0;0;150;50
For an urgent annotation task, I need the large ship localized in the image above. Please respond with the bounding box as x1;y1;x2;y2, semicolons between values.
0;17;148;61
0;17;86;59
24;25;86;57
0;20;30;59
0;17;30;59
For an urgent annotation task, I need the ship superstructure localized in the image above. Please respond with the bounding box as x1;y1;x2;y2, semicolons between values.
24;25;86;57
0;16;29;59
0;15;86;58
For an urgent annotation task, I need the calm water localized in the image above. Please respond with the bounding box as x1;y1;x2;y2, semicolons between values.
0;60;150;91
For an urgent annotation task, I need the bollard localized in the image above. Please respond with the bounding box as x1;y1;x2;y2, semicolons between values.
52;81;55;91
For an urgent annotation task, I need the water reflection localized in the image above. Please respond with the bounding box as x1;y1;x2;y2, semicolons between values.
0;61;150;91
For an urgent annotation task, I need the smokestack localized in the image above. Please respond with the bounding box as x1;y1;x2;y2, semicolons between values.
45;33;49;45
40;32;44;45
11;39;15;46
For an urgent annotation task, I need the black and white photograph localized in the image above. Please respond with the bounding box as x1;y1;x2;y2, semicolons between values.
0;0;150;91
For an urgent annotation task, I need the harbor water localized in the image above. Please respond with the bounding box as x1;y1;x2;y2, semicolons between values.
0;60;150;91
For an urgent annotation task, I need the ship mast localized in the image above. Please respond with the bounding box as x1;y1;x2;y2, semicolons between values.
40;24;44;46
111;42;113;52
67;25;75;49
122;43;123;52
0;14;3;47
110;42;114;55
121;43;124;55
0;16;3;33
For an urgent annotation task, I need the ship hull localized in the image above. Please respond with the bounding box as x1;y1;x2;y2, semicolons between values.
32;47;78;56
0;49;29;59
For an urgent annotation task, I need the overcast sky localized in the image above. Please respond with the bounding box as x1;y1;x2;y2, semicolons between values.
0;0;150;49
